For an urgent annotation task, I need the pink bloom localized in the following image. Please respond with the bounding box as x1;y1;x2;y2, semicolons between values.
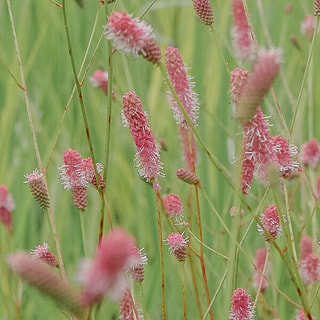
79;229;138;307
296;309;314;320
253;248;269;292
232;0;253;60
301;14;319;40
90;70;108;95
230;67;249;105
0;185;15;232
80;158;105;190
258;205;282;240
229;288;255;320
166;233;188;263
300;253;320;284
105;12;154;57
122;91;163;183
180;127;197;171
165;47;199;129
300;138;320;169
164;193;183;218
236;48;282;123
300;235;313;260
193;0;214;26
127;246;148;283
31;242;58;267
120;288;142;320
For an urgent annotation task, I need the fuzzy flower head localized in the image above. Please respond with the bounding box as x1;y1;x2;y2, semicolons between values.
0;185;15;232
122;91;163;183
166;233;188;263
165;47;199;129
230;67;249;105
253;248;269;292
90;70;108;95
258;205;282;241
300;138;320;169
300;253;320;284
120;288;142;320
193;0;214;25
164;193;183;218
300;235;313;260
126;246;148;283
301;14;319;40
229;288;255;320
105;12;154;57
31;242;58;268
80;158;105;190
60;149;83;190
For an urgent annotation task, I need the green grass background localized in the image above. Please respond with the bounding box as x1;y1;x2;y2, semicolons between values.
0;0;319;319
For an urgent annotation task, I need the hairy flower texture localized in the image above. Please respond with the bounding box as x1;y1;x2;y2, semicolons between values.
236;48;282;123
300;235;313;260
193;0;214;25
166;233;188;263
8;252;84;318
300;138;320;169
120;288;142;320
258;205;282;241
164;193;183;218
31;242;59;268
80;229;137;307
105;12;154;57
0;185;15;232
253;248;269;292
229;288;255;320
232;0;253;60
180;127;197;171
176;168;201;186
127;246;148;283
165;47;199;129
24;169;50;209
122;91;163;183
300;253;320;284
139;38;162;65
314;0;320;16
90;70;109;95
230;67;249;105
81;158;105;190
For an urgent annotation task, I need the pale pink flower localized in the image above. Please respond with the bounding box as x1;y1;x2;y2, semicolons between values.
24;169;50;209
122;91;163;183
105;12;154;57
126;246;148;283
80;158;105;190
79;229;137;307
166;233;188;263
230;207;245;216
164;193;183;218
236;48;282;123
90;70;108;95
301;14;319;40
300;235;313;260
229;288;255;320
253;248;269;292
180;127;197;171
120;288;142;320
31;242;58;267
258;205;282;240
296;309;314;320
300;138;320;169
165;47;199;129
193;0;214;25
300;253;320;284
232;0;253;60
0;185;15;232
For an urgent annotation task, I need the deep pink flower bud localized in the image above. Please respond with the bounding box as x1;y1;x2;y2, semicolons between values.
176;168;201;186
236;48;282;123
127;246;148;283
229;288;255;320
105;12;154;57
90;70;108;95
122;91;163;183
300;139;320;169
165;47;199;129
0;185;15;232
31;242;59;268
164;193;183;218
193;0;214;26
166;233;188;263
258;205;282;240
232;0;253;60
253;248;269;292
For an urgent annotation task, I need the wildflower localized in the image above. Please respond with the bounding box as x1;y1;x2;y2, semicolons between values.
176;168;201;186
300;235;313;260
258;205;282;240
235;48;282;123
165;47;199;129
122;91;163;184
300;253;320;284
7;252;84;318
192;0;214;26
90;70;108;95
79;229;137;307
300;138;320;169
80;158;105;190
163;193;183;218
0;185;15;232
127;246;148;283
229;288;255;320
230;67;249;105
139;38;162;65
231;0;253;60
314;0;320;16
24;169;50;209
253;248;269;292
31;242;58;268
105;12;154;57
166;233;188;263
301;14;319;40
180;127;197;171
120;288;142;320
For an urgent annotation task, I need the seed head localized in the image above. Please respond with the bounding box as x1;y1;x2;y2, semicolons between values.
31;242;59;268
166;233;188;263
193;0;214;26
140;38;162;64
176;168;201;186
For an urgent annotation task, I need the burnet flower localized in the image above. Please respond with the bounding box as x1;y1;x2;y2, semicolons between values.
90;70;109;95
31;242;59;268
258;205;283;241
0;184;15;232
163;193;183;218
229;288;255;320
192;0;214;26
300;138;320;169
126;246;148;283
166;233;188;263
253;248;269;292
176;168;201;186
119;288;142;320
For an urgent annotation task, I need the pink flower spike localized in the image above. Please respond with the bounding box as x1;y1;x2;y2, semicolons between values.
300;138;320;169
120;288;142;320
165;47;199;129
300;235;313;260
127;246;148;283
258;205;282;241
0;185;15;232
90;70;108;95
166;233;188;263
60;149;83;189
236;48;282;123
122;91;163;181
253;248;269;292
232;0;253;60
229;288;255;320
164;193;183;218
31;242;59;268
230;67;249;106
105;12;154;57
300;253;320;284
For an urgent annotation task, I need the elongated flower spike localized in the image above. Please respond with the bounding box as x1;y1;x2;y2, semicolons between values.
126;246;148;283
193;0;214;26
176;168;201;186
31;242;59;268
120;288;142;320
166;233;188;263
122;91;163;185
0;185;15;232
258;205;282;241
164;193;183;218
229;288;255;320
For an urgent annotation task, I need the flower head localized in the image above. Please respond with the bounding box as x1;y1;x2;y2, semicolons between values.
300;235;313;260
120;288;142;320
300;138;320;169
176;168;201;186
31;242;58;267
164;193;183;218
126;246;148;283
193;0;214;25
90;70;109;95
258;205;282;240
229;288;255;320
105;12;154;57
165;47;199;129
122;91;163;183
166;233;188;263
0;185;15;232
230;68;249;105
139;38;162;65
300;253;320;284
